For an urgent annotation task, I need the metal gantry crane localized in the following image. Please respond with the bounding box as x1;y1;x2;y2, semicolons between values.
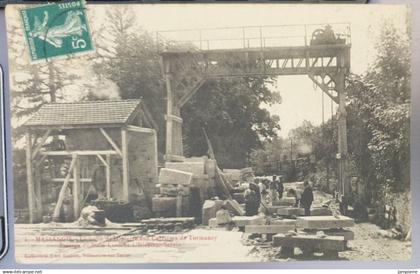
157;23;351;207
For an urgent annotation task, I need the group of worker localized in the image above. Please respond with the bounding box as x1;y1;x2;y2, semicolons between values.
243;176;314;217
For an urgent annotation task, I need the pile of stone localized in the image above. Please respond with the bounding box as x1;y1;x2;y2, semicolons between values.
152;157;217;218
273;215;355;258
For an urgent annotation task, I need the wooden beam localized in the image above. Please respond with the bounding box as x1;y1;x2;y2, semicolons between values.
165;154;186;162
121;128;129;201
96;154;108;167
165;71;174;157
100;128;123;157
31;129;51;160
52;155;77;221
106;154;111;199
165;114;183;124
40;150;119;156
73;157;80;220
177;78;206;108
126;125;155;134
140;105;159;132
25;132;35;223
51;178;92;183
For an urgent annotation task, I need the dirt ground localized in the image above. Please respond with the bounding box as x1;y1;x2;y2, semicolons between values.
13;187;411;263
14;220;411;264
246;221;411;262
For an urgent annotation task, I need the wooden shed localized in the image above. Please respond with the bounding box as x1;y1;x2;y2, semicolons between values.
23;99;158;223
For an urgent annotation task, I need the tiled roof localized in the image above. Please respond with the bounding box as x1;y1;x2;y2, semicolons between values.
24;99;142;128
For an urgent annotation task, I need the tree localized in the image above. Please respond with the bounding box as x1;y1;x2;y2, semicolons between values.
92;8;166;157
7;22;79;142
346;21;410;195
182;77;281;168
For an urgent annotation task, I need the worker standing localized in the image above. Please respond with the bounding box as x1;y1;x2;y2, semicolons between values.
244;183;259;216
277;176;284;199
269;179;279;205
301;181;314;216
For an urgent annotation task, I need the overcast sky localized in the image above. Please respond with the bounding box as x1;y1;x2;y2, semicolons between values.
7;4;410;137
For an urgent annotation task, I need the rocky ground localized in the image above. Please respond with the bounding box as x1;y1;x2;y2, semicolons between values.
246;221;411;262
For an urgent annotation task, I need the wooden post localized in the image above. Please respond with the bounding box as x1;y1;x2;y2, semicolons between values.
73;157;80;220
176;191;183;217
336;69;349;200
165;60;174;158
52;155;77;221
121;128;129;201
25;132;36;223
34;169;42;221
106;154;111;199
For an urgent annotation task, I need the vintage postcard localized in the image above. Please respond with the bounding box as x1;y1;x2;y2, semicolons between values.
4;3;411;263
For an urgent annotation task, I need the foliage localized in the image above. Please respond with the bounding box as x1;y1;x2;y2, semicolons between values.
7;23;79;141
347;22;410;194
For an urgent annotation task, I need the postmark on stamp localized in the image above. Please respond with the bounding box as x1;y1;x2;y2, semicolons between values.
20;0;94;62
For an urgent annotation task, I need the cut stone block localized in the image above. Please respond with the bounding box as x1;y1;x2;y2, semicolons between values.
296;216;355;230
216;209;232;225
206;159;217;178
273;234;346;251
224;199;245;216
274;197;296;206
159;168;193;186
245;224;295;234
325;229;354;241
223;169;241;182
232;215;265;227
165;162;205;176
303;229;354;241
266;206;287;214
152;197;176;212
277;207;305;216
159;185;190;196
202;199;224;225
310;207;332;216
209;217;218;228
269;218;296;226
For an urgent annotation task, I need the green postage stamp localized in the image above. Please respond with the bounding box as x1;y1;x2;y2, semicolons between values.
20;0;94;62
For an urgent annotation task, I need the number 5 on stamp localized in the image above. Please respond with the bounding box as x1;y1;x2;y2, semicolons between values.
20;0;94;62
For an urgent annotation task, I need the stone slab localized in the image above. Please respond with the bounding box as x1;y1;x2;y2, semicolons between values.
245;224;295;234
152;196;177;212
165;162;205;176
202;199;224;225
224;199;245;216
209;218;218;228
232;215;265;227
159;185;190;196
191;175;209;188
277;207;305;216
273;197;296;206
206;159;217;178
325;229;354;241
296;216;355;229
310;207;332;216
159;168;193;186
273;234;346;251
303;229;354;241
269;219;296;226
266;206;287;214
223;169;241;182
